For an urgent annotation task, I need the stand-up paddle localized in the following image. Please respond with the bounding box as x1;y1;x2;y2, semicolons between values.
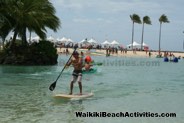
49;45;78;91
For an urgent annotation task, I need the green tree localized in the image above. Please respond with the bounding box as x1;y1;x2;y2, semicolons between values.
141;16;151;50
0;24;11;48
130;14;141;50
0;0;60;47
0;0;14;48
158;14;169;54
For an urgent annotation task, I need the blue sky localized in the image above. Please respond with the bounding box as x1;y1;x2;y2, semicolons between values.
48;0;184;51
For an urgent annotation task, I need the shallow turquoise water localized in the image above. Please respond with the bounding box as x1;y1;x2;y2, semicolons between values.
0;55;184;123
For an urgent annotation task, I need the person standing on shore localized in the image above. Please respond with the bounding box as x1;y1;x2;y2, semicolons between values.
149;51;152;57
66;51;83;95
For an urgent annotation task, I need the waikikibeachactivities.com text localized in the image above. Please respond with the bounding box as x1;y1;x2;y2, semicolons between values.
75;112;176;118
58;59;160;67
102;59;160;67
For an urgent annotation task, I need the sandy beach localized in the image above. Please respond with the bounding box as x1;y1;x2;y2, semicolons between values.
57;48;184;58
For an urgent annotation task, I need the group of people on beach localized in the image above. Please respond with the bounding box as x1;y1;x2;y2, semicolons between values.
66;50;93;95
105;47;128;57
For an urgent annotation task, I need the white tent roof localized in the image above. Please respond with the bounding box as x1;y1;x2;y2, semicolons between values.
79;39;88;44
111;40;119;45
10;35;21;40
67;38;74;43
47;36;55;42
102;40;111;45
88;38;98;44
142;42;148;47
59;37;68;43
56;38;61;42
31;36;40;42
133;41;141;46
127;41;141;47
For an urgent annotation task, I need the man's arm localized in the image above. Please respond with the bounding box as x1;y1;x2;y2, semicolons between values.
78;57;83;64
66;59;72;68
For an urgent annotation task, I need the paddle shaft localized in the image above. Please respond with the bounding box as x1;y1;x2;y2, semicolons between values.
55;48;77;82
49;47;77;91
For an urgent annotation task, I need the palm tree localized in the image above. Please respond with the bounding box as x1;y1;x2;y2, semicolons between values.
0;1;13;48
141;16;151;50
0;0;60;47
0;23;11;48
130;14;141;50
158;14;169;54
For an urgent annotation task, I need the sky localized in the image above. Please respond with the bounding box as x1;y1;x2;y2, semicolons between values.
48;0;184;51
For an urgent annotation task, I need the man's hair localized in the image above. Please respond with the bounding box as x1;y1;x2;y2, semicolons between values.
72;51;79;55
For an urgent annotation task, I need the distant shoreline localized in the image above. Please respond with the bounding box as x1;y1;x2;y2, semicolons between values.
57;48;184;58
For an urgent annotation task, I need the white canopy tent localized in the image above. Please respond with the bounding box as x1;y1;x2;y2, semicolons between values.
110;40;119;45
110;40;120;48
31;36;40;42
102;40;111;45
79;39;88;44
58;37;68;43
127;41;141;49
79;39;90;48
88;38;98;45
10;35;21;40
142;42;149;50
67;38;74;43
102;40;111;48
66;38;75;46
47;36;55;42
56;38;61;42
142;42;148;47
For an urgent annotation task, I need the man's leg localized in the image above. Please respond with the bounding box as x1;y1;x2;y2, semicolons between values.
78;82;82;95
77;73;82;95
69;75;77;95
69;81;74;95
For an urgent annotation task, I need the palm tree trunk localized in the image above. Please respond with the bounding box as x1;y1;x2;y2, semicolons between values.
22;27;27;45
141;23;144;50
11;30;18;48
159;22;162;55
2;37;5;49
29;31;31;44
131;22;134;51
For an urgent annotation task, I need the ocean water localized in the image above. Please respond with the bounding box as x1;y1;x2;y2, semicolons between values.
0;55;184;123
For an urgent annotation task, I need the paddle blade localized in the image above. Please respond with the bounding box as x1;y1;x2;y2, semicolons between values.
49;81;56;91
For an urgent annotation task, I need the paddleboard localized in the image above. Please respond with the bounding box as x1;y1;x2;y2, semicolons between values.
54;92;94;99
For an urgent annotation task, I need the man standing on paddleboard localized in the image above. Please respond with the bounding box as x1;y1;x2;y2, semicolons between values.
66;51;83;95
